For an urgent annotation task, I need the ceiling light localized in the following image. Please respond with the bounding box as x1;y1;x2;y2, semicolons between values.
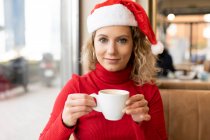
203;14;210;22
167;13;175;21
203;25;210;39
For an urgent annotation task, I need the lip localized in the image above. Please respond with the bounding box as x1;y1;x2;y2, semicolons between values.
104;58;120;63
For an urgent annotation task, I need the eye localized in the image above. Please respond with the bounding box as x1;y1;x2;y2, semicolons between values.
118;38;128;44
99;37;108;43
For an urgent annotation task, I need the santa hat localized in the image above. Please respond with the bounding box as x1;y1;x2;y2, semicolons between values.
87;0;164;55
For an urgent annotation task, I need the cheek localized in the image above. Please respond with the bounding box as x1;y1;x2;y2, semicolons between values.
124;53;132;63
123;48;133;59
94;46;104;59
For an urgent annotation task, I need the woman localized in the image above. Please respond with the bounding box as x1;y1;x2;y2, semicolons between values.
39;0;167;140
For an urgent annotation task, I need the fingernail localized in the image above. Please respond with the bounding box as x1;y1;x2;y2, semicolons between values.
146;115;151;121
126;100;129;105
125;109;130;114
140;115;144;119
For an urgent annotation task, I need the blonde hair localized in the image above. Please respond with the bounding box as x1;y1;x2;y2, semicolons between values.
81;27;158;85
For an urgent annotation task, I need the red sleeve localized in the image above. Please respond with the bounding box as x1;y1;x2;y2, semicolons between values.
39;74;80;140
138;84;168;140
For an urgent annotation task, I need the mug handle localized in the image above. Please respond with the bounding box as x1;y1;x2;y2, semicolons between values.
90;93;101;112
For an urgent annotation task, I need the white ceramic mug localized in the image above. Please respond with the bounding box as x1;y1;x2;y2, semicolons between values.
90;89;129;121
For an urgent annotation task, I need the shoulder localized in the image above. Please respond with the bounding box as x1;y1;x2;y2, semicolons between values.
136;83;160;102
60;74;81;93
66;71;94;89
66;73;89;87
71;71;93;83
70;71;92;81
141;83;159;92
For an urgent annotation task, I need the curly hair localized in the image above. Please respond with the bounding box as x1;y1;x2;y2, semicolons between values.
81;26;158;85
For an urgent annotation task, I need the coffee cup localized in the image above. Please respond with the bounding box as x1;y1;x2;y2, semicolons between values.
90;89;129;121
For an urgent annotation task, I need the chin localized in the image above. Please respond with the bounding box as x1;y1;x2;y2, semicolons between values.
104;65;122;72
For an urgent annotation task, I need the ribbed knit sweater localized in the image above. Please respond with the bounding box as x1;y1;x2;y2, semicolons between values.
39;64;167;140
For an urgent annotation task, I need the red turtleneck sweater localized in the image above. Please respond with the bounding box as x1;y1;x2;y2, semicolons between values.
39;64;167;140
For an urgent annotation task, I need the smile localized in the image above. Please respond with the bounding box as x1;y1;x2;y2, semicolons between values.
104;58;120;63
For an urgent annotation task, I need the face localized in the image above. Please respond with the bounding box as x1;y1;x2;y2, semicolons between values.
94;26;133;72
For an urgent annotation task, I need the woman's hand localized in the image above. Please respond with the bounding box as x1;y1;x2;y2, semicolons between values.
62;94;96;127
123;94;151;123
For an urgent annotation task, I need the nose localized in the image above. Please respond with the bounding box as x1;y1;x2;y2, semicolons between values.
107;41;116;54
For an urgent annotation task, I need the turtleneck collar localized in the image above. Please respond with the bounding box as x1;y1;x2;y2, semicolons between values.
93;63;132;84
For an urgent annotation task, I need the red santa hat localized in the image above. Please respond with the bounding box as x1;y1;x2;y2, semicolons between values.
87;0;164;55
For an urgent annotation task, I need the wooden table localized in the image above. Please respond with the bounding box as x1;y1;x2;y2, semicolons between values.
157;78;210;90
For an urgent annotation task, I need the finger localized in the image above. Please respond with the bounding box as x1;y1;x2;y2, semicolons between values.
66;111;91;126
125;106;149;115
67;98;96;107
127;100;148;109
133;114;151;122
71;111;91;120
141;114;151;121
67;94;96;106
126;94;144;105
65;94;96;107
67;93;93;100
69;106;93;113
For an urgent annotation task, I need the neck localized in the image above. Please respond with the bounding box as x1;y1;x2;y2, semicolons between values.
93;63;132;84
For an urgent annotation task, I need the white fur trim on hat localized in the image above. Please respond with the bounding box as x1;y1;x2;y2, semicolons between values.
151;41;164;55
87;4;138;33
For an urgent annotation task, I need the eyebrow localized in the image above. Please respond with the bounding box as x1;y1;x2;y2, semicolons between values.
96;34;108;37
96;34;130;38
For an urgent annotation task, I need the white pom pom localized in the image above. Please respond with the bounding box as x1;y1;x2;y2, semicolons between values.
151;41;164;55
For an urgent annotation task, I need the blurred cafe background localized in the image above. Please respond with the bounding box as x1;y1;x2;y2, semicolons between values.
0;0;210;140
156;0;210;81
